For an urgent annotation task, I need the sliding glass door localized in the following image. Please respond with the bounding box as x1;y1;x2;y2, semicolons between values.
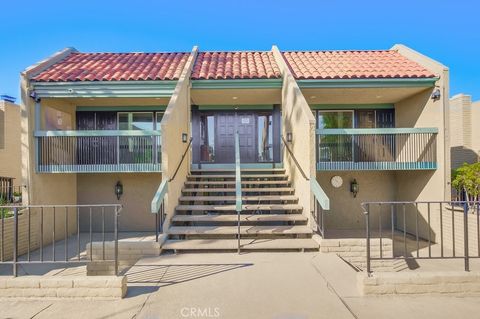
317;111;354;162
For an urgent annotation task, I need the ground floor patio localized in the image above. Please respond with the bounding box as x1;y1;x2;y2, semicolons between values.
2;252;480;319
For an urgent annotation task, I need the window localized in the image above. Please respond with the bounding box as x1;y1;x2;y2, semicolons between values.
317;111;354;129
118;112;153;130
315;108;395;163
257;114;273;162
200;114;215;162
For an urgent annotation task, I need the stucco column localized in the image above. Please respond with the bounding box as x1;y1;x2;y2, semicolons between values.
160;46;198;230
271;45;317;228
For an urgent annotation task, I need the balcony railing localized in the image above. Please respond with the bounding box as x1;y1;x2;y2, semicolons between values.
316;128;438;170
35;130;161;173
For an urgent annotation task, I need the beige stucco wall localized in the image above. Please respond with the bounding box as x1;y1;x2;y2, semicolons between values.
0;101;22;185
393;44;450;202
271;46;316;226
317;171;396;230
449;94;479;169
77;173;160;231
391;45;450;241
20;50;80;246
159;47;198;230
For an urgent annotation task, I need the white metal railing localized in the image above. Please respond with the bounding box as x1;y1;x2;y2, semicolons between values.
35;130;161;173
316;128;438;170
151;180;168;242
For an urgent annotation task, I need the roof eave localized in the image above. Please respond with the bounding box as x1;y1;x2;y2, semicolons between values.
31;80;178;98
297;77;438;89
23;47;77;79
191;78;283;89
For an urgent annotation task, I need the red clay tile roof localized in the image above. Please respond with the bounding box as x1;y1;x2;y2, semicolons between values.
32;52;190;82
191;51;281;80
282;50;436;80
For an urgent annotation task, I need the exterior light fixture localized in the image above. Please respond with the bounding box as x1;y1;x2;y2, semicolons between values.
29;90;41;102
350;179;359;198
115;181;123;200
182;133;188;143
431;88;441;101
286;132;293;143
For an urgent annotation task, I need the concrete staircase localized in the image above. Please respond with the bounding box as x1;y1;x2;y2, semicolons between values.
162;168;319;252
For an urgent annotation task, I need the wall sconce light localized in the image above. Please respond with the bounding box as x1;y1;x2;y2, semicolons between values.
115;181;123;200
182;133;188;143
350;179;359;198
286;132;293;143
431;88;441;101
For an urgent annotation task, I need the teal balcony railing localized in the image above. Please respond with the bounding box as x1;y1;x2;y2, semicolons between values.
35;130;161;173
316;128;438;171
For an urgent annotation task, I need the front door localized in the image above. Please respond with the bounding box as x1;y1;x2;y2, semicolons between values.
215;112;256;163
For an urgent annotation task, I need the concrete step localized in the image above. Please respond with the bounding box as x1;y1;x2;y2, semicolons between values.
187;174;288;179
162;238;319;251
167;225;312;235
182;187;294;193
184;180;290;186
179;195;299;202
172;214;307;223
176;204;303;211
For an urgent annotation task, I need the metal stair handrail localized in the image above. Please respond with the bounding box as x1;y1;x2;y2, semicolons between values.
281;135;329;237
235;131;242;253
151;137;193;241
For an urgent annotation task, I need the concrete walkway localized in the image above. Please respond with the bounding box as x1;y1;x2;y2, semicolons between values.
1;252;480;318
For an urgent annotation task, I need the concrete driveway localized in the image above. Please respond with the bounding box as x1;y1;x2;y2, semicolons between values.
1;252;480;319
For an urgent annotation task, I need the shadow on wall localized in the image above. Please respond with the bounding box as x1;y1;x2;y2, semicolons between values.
394;87;432;128
451;146;479;170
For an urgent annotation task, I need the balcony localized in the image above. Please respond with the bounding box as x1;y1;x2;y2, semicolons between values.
316;128;438;171
35;130;161;173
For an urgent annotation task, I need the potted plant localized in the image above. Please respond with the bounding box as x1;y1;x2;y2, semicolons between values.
13;191;21;203
0;197;11;219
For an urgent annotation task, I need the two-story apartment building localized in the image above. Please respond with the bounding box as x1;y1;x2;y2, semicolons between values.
19;44;450;251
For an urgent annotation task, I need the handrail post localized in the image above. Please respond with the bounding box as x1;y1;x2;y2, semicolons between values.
155;213;159;242
13;207;18;277
235;131;242;254
464;202;470;272
114;206;119;276
365;204;371;275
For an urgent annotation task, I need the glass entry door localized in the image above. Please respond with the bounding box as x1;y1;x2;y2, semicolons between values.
193;108;279;164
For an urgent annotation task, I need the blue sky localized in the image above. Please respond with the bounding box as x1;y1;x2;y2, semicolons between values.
1;0;478;100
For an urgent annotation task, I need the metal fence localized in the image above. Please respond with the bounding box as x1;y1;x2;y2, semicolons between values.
0;204;122;276
362;201;480;274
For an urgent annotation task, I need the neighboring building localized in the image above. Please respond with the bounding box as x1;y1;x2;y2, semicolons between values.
0;97;22;201
449;93;480;169
19;44;450;249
